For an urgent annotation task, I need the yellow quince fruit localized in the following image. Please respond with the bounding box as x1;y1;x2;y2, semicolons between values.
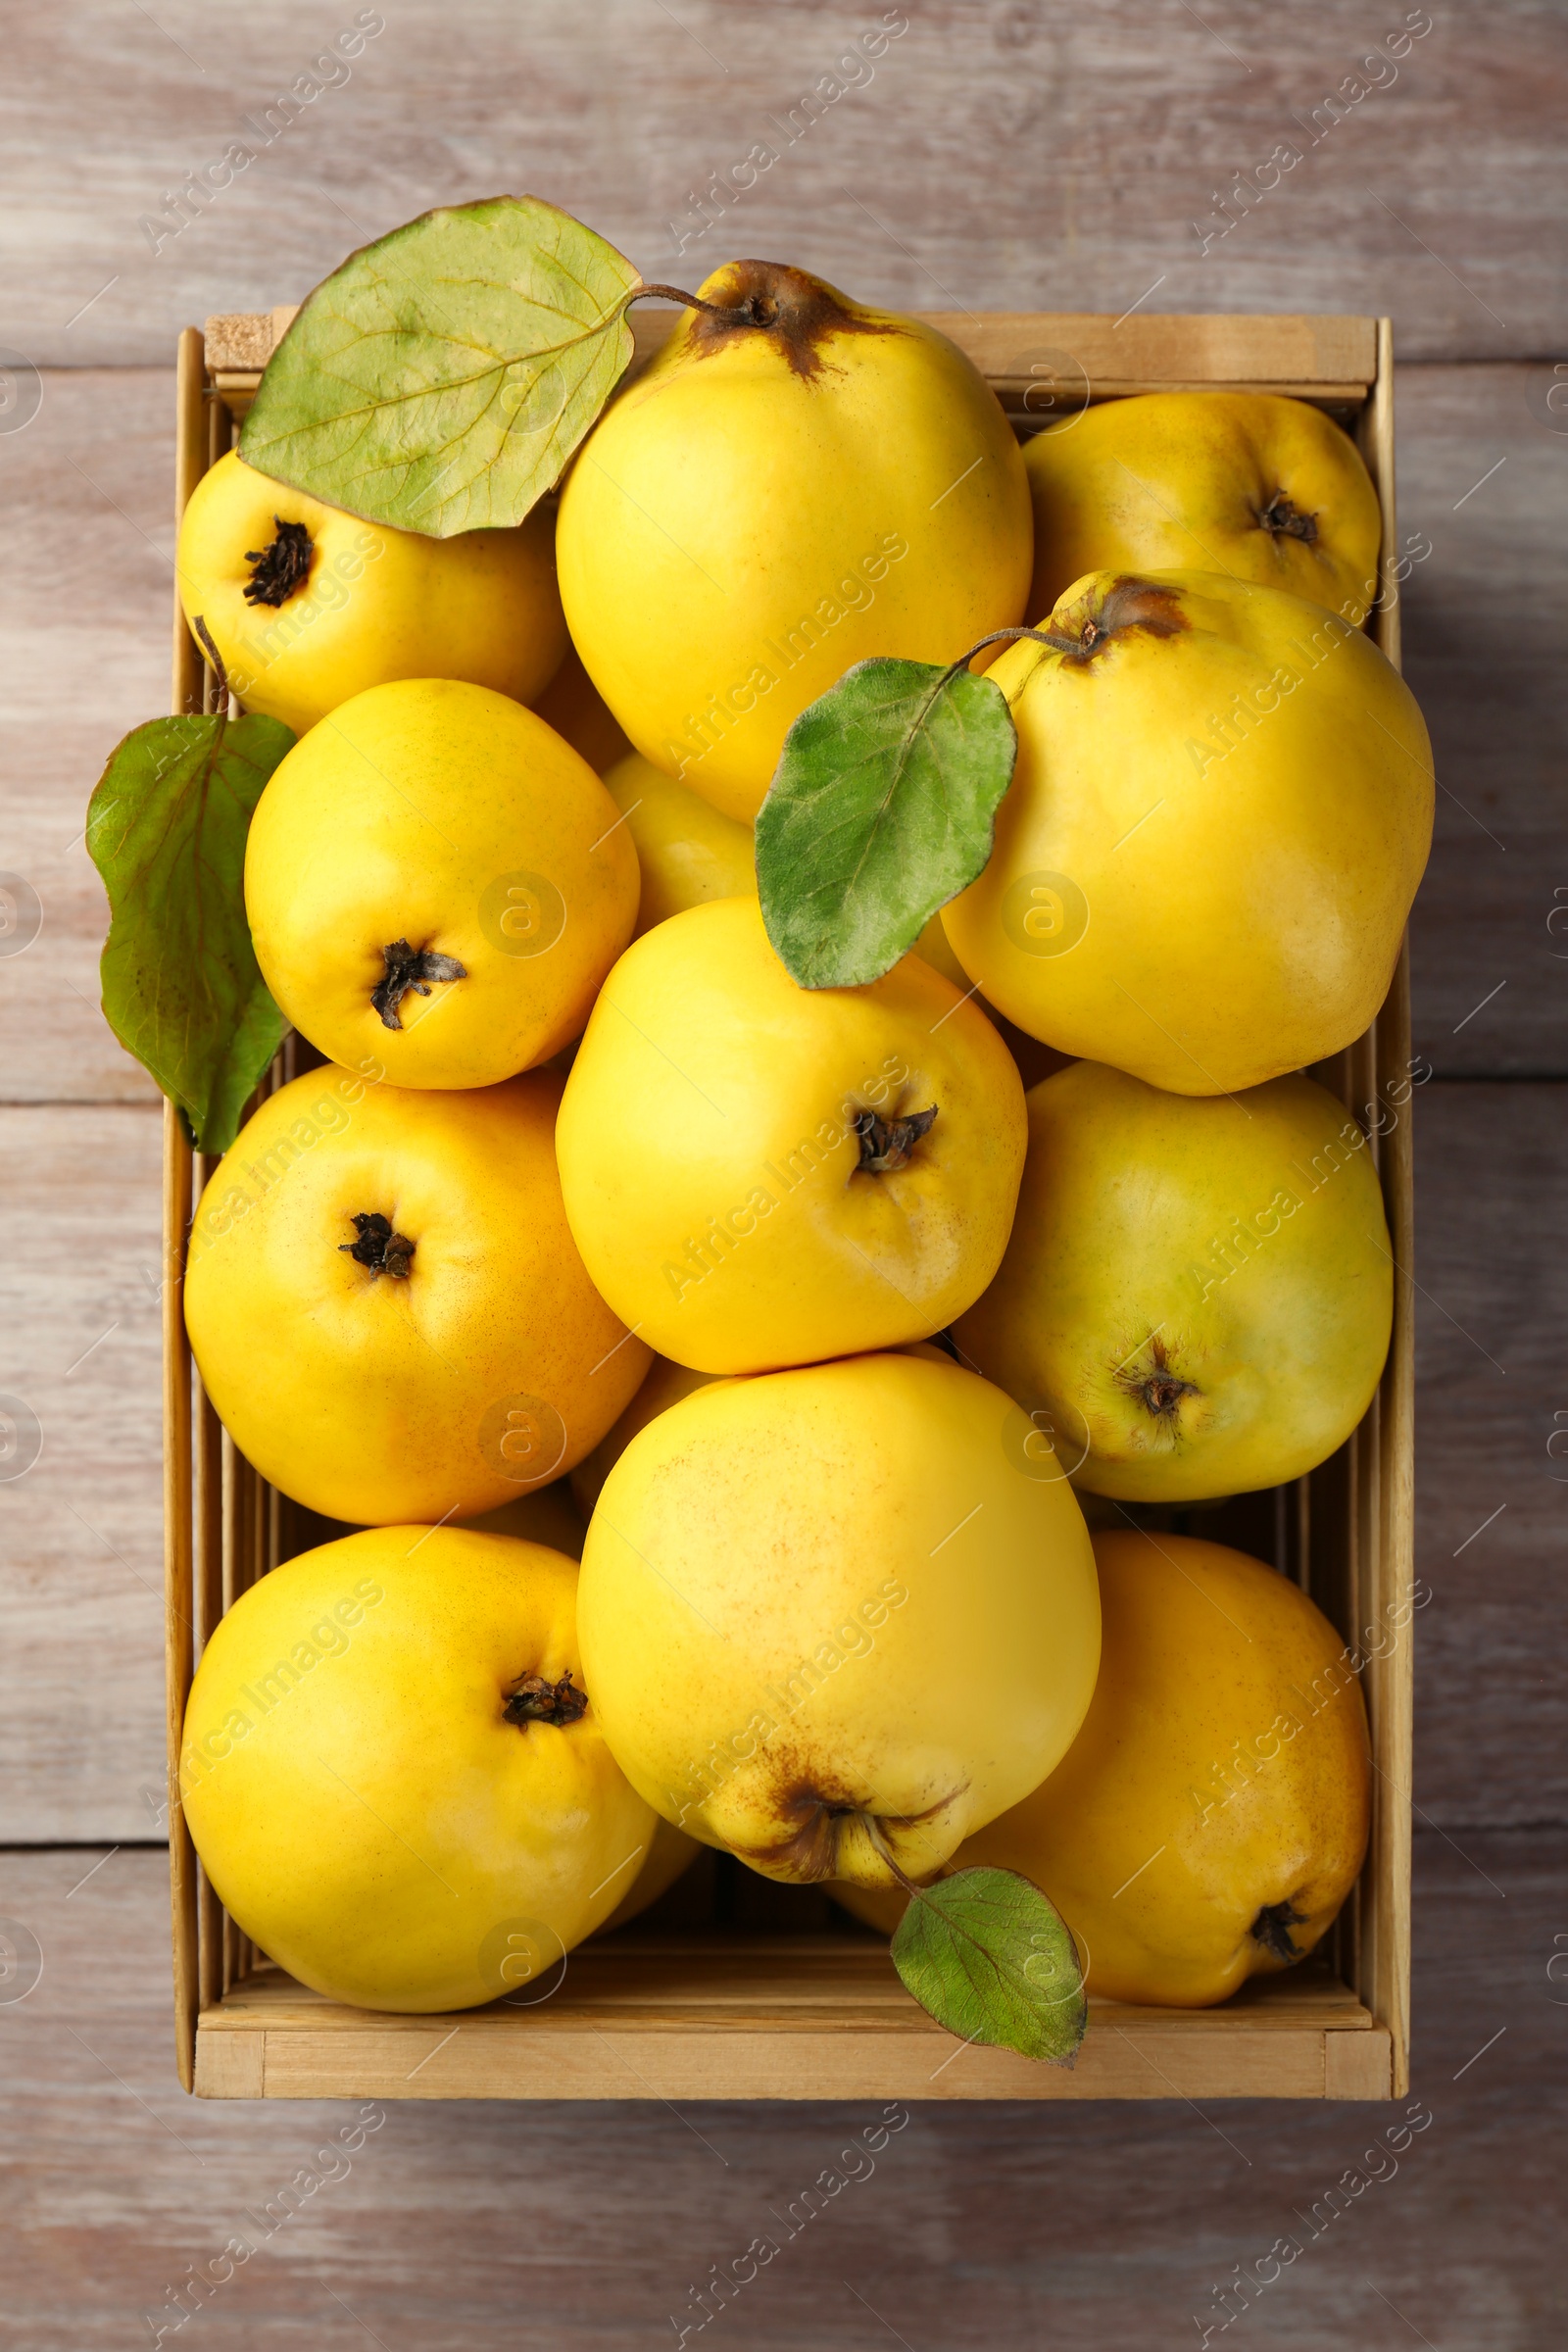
1023;390;1383;625
556;897;1026;1373
576;1352;1101;1887
180;1527;653;2012
837;1530;1371;2008
184;1067;650;1525
557;261;1032;820
941;570;1432;1092
176;449;566;734
954;1059;1394;1502
601;752;756;936
245;680;638;1090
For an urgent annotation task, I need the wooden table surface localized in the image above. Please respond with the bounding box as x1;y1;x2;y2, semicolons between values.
1;4;1563;2345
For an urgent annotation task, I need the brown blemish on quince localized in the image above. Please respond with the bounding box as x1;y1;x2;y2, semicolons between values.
1039;575;1192;665
678;261;899;382
732;1770;969;1883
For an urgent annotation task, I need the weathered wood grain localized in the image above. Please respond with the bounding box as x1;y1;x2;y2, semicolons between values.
189;1947;1380;2106
0;368;172;1104
1398;366;1568;1076
0;1106;166;1839
4;2;1564;369
0;1837;1558;2347
1410;1081;1568;1825
216;299;1385;399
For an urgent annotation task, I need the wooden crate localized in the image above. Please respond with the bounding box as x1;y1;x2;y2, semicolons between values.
163;308;1413;2102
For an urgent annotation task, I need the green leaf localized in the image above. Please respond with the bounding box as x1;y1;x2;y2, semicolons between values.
891;1866;1087;2065
87;711;295;1153
239;195;640;537
755;655;1017;990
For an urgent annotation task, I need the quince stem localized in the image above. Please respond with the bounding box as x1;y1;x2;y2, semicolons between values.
190;613;231;710
863;1816;930;1905
628;281;780;331
949;579;1193;687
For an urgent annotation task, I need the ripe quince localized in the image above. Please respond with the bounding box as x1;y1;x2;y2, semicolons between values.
177;450;566;734
1023;390;1383;625
180;1527;653;2011
942;569;1432;1092
245;680;638;1090
954;1060;1394;1501
576;1352;1101;1887
600;752;756;937
838;1530;1371;2007
184;1067;650;1525
556;897;1026;1373
557;261;1032;820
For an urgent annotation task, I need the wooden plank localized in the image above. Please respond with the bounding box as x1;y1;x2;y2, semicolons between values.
0;365;173;1105
169;324;204;711
874;312;1372;391
1324;2028;1394;2099
1412;1082;1568;1824
212;301;1377;400
1348;325;1411;2095
0;1839;1554;2347
1372;947;1415;2095
192;1947;1369;2102
0;1103;165;1839
166;338;205;2088
7;3;1565;368
224;2019;1335;2103
161;1093;196;2092
166;329;206;2074
191;2027;264;2100
206;1944;1372;2030
1396;366;1568;1074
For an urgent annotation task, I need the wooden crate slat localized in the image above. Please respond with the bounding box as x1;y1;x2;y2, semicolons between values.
1356;318;1414;2098
161;1087;197;2095
205;305;1376;386
190;1951;1380;2100
195;2019;1384;2103
204;307;1378;424
204;1945;1374;2028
